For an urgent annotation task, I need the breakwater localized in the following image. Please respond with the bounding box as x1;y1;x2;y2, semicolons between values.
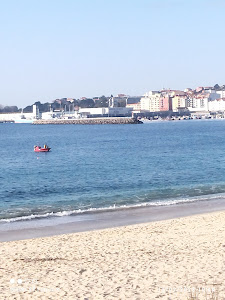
33;117;142;125
0;120;14;123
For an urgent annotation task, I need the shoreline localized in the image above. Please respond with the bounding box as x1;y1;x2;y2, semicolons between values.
1;210;225;299
1;197;225;242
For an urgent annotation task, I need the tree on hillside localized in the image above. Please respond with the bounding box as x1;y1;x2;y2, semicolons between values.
0;106;19;113
94;96;108;108
23;101;51;113
51;100;62;111
23;105;33;112
79;98;95;108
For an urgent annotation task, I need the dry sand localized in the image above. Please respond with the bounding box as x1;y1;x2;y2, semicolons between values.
0;211;225;300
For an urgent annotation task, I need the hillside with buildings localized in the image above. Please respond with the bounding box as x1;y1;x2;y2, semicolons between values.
1;84;225;122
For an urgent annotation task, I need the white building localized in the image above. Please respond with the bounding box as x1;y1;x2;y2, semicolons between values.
208;98;225;112
0;104;39;122
79;107;133;118
33;104;40;119
140;91;161;112
186;97;209;112
0;112;34;122
79;107;108;118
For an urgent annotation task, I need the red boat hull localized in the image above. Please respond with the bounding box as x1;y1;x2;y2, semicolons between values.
34;147;51;152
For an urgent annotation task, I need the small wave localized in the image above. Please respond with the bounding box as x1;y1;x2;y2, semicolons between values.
0;194;223;224
0;205;118;223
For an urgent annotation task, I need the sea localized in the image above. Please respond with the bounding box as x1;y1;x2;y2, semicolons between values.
1;119;225;228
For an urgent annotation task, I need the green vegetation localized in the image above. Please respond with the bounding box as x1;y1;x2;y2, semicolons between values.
0;105;20;113
0;95;110;114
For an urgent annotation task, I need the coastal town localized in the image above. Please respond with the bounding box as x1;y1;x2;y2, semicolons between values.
1;84;225;123
3;0;225;299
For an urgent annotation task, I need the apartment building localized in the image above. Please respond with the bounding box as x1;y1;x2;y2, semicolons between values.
171;96;187;112
187;96;209;112
159;95;172;111
140;91;161;112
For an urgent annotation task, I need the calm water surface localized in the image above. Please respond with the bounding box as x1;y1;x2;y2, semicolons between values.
1;120;225;223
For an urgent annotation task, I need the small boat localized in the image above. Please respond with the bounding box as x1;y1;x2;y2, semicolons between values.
34;145;51;152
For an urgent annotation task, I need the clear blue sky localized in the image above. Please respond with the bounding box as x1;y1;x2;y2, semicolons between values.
0;0;225;108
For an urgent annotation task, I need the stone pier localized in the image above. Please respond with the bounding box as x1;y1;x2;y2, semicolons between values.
33;117;142;125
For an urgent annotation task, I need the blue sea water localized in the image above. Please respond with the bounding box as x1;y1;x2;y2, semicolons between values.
1;119;225;224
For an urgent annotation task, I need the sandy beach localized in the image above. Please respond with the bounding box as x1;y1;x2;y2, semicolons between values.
0;211;225;300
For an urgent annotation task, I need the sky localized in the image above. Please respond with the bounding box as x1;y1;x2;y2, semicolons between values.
0;0;225;108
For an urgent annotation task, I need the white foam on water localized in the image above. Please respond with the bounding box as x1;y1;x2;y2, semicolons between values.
1;193;224;224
